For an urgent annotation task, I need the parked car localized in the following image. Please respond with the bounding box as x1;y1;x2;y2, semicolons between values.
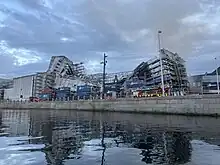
29;97;40;102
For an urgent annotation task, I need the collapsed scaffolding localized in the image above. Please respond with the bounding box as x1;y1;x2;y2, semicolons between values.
57;48;188;97
121;49;188;96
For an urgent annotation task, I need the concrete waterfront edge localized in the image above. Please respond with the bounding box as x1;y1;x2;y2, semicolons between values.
0;95;220;117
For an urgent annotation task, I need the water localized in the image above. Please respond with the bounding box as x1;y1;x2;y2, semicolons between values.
0;110;220;165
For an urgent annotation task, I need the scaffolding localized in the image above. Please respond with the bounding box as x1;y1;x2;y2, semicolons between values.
121;49;188;95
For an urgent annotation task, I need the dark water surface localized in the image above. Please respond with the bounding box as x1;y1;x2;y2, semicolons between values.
0;110;220;165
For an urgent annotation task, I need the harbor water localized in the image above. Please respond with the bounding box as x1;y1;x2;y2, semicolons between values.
0;109;220;165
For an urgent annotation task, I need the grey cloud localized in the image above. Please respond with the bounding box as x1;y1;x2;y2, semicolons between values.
187;53;220;75
0;55;15;73
4;62;49;78
0;0;220;76
78;0;203;54
0;2;129;58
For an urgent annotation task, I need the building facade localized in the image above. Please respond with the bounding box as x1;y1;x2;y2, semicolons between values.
202;75;220;94
4;72;56;100
4;75;35;100
189;74;220;94
189;68;220;94
123;49;188;95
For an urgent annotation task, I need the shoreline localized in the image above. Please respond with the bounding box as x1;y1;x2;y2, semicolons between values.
1;95;220;117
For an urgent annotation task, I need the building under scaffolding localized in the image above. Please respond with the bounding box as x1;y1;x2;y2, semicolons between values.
85;71;132;97
86;71;132;85
47;56;88;89
42;52;188;98
82;48;188;97
123;49;188;96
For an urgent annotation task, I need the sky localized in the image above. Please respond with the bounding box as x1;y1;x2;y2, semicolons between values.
0;0;220;78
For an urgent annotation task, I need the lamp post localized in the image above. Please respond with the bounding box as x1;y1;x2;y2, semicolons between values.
215;57;219;94
158;30;165;96
101;53;107;99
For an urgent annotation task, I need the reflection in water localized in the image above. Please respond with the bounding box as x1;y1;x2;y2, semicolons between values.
0;110;220;165
168;132;192;164
132;131;192;164
101;122;106;165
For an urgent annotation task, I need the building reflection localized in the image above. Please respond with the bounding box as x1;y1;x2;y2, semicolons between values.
0;111;2;126
1;110;30;136
0;111;3;134
167;132;192;164
1;110;193;165
135;132;191;164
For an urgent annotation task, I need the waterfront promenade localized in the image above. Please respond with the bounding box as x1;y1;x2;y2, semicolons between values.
1;95;220;117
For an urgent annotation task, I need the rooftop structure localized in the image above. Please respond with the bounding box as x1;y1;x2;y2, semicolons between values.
4;72;56;100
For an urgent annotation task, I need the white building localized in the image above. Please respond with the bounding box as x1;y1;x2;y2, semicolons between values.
4;72;56;100
4;88;15;100
4;75;35;101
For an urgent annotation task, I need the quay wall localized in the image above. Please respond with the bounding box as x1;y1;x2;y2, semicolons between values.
1;95;220;116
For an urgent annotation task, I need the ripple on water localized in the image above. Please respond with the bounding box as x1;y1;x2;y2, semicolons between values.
0;110;220;165
0;136;46;165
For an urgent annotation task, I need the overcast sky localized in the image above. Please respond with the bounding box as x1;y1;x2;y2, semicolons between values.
0;0;220;78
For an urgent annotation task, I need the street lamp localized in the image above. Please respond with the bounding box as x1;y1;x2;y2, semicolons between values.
215;57;219;94
101;53;107;99
158;30;165;97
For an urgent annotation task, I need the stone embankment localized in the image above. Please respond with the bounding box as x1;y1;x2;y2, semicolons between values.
0;95;220;116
